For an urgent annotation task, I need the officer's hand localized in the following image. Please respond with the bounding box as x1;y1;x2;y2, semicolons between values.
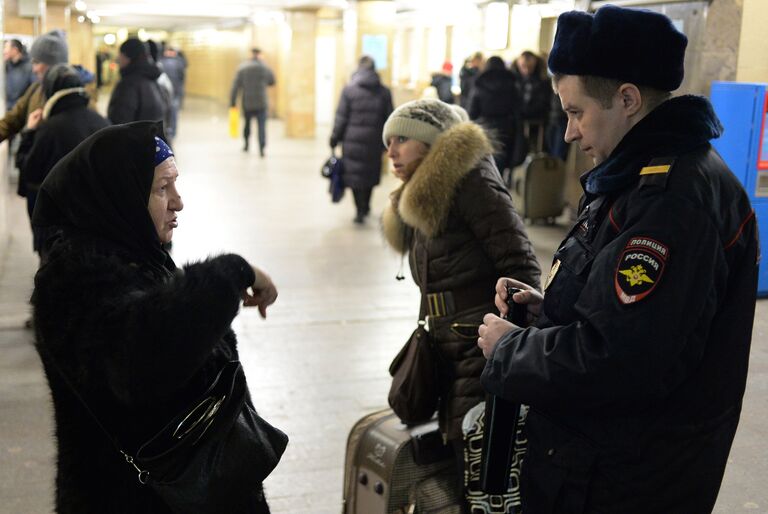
242;265;277;319
494;277;543;319
478;314;514;359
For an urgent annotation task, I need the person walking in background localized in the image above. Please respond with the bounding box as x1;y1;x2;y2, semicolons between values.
107;38;168;126
468;56;522;174
230;48;275;156
478;6;758;512
381;99;540;508
0;31;68;144
4;39;35;112
430;61;454;104
511;51;552;155
146;40;175;139
459;52;483;110
546;91;569;160
160;45;187;138
330;55;393;224
16;64;109;256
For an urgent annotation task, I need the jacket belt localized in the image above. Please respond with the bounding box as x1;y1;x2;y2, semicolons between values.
426;282;496;318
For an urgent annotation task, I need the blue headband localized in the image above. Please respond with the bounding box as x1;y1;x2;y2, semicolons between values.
153;136;174;167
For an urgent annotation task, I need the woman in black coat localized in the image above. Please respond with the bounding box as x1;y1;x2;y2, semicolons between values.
468;56;522;173
16;64;110;253
330;55;393;223
31;121;285;513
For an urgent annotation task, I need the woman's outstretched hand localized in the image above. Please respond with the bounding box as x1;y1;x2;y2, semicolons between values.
242;266;277;318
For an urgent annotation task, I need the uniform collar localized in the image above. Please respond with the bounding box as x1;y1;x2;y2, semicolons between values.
582;95;722;195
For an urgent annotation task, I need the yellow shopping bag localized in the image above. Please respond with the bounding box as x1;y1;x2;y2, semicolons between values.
228;107;239;139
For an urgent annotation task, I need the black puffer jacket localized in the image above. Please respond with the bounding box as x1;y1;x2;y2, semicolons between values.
330;67;393;189
383;122;541;440
468;68;521;169
108;61;168;124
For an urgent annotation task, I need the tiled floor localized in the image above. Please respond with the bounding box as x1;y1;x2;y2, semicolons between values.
0;97;766;513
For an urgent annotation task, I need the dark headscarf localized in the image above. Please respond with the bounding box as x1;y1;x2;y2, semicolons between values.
32;121;174;272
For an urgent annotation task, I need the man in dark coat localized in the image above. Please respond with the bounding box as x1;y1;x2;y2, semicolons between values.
108;38;168;125
17;64;110;253
468;56;522;173
4;39;34;111
330;55;393;224
478;6;758;514
230;48;275;156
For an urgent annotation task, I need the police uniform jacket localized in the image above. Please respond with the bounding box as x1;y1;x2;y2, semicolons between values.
383;121;541;440
482;95;758;513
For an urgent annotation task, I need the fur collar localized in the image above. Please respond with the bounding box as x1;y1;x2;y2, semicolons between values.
382;122;492;251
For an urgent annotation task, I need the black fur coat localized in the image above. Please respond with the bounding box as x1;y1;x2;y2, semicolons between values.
33;233;267;514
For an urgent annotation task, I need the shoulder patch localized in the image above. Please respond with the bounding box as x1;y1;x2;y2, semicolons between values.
639;157;676;189
614;237;670;305
639;164;670;175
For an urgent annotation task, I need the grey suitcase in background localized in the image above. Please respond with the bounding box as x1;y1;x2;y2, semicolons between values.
509;121;566;224
510;152;566;223
342;409;461;514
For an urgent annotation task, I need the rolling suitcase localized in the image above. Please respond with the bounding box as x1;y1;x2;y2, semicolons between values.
509;123;566;224
342;409;461;514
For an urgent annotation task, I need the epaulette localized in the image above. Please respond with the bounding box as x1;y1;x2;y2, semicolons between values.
638;156;676;190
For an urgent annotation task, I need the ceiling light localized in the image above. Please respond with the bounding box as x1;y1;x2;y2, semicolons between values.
74;0;87;11
103;33;116;45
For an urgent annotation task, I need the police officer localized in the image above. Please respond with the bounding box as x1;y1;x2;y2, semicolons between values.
477;6;758;513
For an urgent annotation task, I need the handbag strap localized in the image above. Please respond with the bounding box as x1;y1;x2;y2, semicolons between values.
418;247;428;322
37;345;149;483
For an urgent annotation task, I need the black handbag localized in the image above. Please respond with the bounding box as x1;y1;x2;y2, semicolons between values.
388;321;439;424
321;154;345;203
388;251;440;425
133;361;288;513
45;355;288;514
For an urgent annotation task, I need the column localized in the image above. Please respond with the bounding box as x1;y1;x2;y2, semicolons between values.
285;9;317;138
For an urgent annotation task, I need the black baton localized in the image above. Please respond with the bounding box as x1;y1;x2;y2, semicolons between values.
479;286;526;495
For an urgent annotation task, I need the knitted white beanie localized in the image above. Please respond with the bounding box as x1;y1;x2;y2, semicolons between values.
382;99;463;147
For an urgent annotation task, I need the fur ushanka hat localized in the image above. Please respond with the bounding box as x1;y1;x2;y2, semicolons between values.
548;5;688;92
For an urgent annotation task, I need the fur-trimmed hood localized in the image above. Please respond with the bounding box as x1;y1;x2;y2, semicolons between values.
382;121;493;252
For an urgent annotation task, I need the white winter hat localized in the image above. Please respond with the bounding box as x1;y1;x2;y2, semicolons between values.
382;99;463;147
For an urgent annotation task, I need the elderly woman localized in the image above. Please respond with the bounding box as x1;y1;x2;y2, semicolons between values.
31;121;285;513
381;99;541;504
